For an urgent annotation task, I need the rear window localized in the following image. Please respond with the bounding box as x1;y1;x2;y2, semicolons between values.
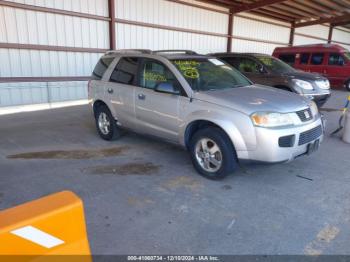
300;53;310;65
219;57;241;69
278;54;295;66
109;57;139;85
311;53;324;65
92;57;115;80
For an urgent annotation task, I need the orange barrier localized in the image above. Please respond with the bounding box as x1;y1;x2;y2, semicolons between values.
0;191;91;261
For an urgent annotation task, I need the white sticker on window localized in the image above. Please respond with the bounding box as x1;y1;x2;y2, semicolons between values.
209;59;225;66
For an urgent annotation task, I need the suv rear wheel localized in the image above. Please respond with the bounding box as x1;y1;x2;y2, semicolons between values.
95;105;121;141
189;127;238;180
345;80;350;91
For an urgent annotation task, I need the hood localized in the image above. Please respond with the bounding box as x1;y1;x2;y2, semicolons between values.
282;71;326;81
193;85;310;115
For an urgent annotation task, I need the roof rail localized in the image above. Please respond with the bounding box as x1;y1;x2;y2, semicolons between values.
154;50;198;55
105;49;152;55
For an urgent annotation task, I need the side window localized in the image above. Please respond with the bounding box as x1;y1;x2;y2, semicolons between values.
329;53;345;66
238;58;260;73
140;59;181;93
110;57;139;85
91;57;114;80
278;54;295;66
311;53;324;65
300;53;310;65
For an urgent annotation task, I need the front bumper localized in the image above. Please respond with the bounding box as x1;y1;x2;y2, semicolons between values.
238;116;324;163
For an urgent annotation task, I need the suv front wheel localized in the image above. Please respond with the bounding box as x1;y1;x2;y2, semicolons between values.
189;127;238;180
95;105;121;141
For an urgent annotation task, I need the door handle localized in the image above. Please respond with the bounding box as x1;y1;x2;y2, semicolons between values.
138;93;146;100
107;88;113;94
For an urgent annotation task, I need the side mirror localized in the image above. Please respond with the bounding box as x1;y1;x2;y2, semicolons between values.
154;82;180;95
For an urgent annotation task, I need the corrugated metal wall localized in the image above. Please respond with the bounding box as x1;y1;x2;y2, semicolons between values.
294;24;329;45
115;0;228;53
1;0;350;109
5;0;108;15
332;27;350;50
116;23;227;53
0;0;109;107
231;13;290;54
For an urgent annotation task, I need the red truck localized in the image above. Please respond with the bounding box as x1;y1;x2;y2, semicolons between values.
273;44;350;91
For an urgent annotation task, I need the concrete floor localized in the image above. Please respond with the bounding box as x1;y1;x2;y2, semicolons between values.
1;90;350;255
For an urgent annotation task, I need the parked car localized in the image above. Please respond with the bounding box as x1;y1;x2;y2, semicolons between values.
89;50;324;180
212;52;331;107
273;44;350;91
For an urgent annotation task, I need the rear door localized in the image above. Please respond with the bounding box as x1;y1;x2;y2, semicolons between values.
297;53;311;72
134;58;185;142
308;53;326;75
104;57;140;129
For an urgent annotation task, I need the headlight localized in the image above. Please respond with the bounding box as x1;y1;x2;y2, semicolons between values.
316;79;330;89
251;112;295;128
309;101;319;117
293;79;314;90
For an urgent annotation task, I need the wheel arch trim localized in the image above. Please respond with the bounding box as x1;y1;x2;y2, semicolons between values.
180;112;250;154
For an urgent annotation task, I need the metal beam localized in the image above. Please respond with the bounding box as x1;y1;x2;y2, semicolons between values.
289;22;295;45
0;0;110;21
108;0;116;50
196;0;237;8
295;14;350;28
232;0;287;13
227;8;234;52
333;20;350;27
166;0;230;14
328;25;334;43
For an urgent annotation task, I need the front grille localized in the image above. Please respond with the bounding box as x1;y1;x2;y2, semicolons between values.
298;125;323;146
296;108;313;122
279;135;295;148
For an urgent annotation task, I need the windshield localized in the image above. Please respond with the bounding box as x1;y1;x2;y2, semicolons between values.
171;58;251;91
343;52;350;61
256;56;296;73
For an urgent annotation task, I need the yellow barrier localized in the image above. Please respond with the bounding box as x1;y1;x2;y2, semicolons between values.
0;191;91;261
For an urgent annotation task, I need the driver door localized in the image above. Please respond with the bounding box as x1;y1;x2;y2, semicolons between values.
134;58;184;142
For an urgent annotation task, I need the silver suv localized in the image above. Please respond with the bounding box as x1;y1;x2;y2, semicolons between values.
89;50;324;180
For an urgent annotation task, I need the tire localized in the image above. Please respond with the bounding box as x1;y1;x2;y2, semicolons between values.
189;127;238;180
345;80;350;92
95;105;121;141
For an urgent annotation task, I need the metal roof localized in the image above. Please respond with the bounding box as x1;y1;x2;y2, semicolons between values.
199;0;350;29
